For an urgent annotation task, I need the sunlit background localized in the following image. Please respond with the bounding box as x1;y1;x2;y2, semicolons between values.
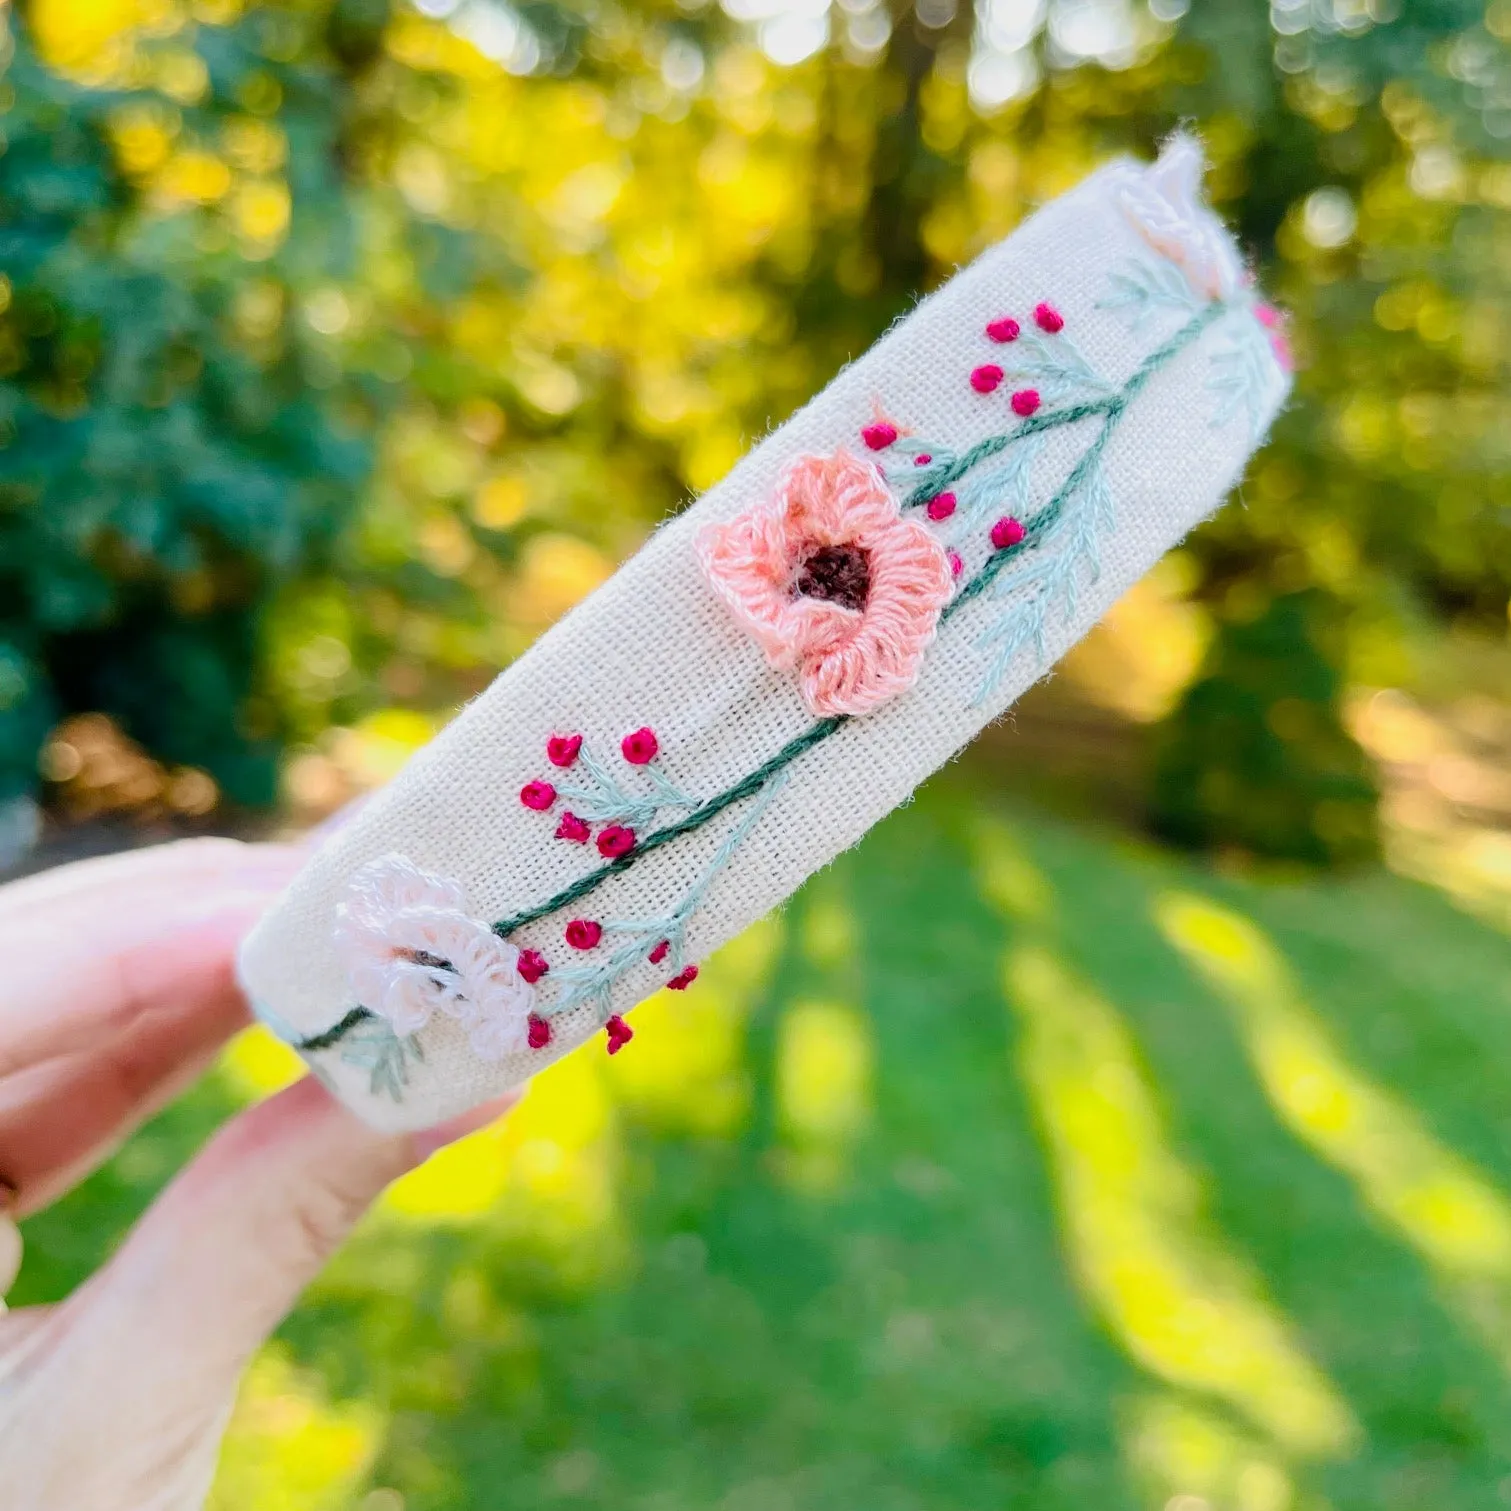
6;0;1511;1505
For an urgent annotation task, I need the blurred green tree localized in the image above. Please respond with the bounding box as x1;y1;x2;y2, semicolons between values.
1;0;1508;862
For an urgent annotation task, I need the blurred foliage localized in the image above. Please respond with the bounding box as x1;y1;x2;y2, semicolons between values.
1152;589;1381;866
21;789;1511;1506
0;0;1509;852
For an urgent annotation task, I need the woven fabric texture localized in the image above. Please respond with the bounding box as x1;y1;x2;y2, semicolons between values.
238;143;1290;1130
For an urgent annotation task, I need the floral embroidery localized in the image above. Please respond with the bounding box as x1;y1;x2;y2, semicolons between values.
268;139;1287;1096
334;855;538;1061
695;449;954;718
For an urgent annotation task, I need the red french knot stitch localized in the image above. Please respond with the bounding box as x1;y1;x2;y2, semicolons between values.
527;1014;552;1049
1011;389;1041;418
621;726;659;765
565;919;602;950
605;1014;634;1054
1034;302;1064;333
987;316;1021;343
520;780;556;811
991;516;1026;550
517;948;549;984
648;939;669;964
970;364;1004;394
556;811;590;843
947;549;963;578
861;422;898;450
667;964;699;991
597;823;635;859
914;453;932;466
926;492;957;522
546;733;582;767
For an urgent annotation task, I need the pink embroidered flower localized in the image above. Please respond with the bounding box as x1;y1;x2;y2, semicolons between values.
621;727;659;765
556;811;590;843
986;316;1020;343
566;918;603;950
547;733;582;767
520;780;556;811
667;964;699;990
1011;389;1041;417
1114;135;1246;302
597;823;636;858
926;492;957;521
695;450;954;718
605;1014;634;1054
1033;303;1064;334
947;549;964;578
334;855;536;1060
861;421;898;450
970;364;1003;394
527;1014;552;1049
648;939;670;964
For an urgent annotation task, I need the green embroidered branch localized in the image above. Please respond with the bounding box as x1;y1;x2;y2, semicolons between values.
943;301;1222;623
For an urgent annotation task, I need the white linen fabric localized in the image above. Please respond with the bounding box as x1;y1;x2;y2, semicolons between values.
238;138;1290;1130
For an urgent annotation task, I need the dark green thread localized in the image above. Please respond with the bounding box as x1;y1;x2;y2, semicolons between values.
491;716;846;937
942;302;1221;622
288;300;1222;1059
296;1005;375;1052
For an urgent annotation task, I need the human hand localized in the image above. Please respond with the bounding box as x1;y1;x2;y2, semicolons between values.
0;837;516;1510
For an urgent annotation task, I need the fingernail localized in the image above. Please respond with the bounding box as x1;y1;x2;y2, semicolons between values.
411;1090;523;1164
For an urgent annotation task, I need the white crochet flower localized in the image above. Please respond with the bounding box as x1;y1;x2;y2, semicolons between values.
1115;135;1247;302
334;854;536;1060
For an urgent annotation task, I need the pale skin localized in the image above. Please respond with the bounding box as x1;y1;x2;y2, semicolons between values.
0;837;518;1510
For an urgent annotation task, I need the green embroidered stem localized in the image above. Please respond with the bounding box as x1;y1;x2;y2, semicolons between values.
489;715;847;937
902;399;1116;509
290;299;1224;1059
296;1005;376;1052
943;301;1222;622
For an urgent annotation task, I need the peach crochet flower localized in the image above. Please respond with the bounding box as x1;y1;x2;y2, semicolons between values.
696;449;954;717
334;854;537;1060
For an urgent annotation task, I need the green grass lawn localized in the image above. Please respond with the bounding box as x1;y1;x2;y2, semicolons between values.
19;777;1511;1510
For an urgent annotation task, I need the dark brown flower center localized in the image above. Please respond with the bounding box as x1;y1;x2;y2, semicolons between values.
795;544;871;613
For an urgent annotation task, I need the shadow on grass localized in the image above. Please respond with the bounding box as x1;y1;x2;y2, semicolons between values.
18;777;1511;1508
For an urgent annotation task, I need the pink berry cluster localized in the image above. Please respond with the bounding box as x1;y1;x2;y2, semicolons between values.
519;725;661;860
969;301;1065;419
514;724;703;1053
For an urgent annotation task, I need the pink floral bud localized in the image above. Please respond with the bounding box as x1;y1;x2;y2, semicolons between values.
1010;389;1040;418
517;949;550;984
555;811;590;843
914;453;932;466
970;364;1003;394
605;1014;634;1054
621;726;659;765
861;421;898;450
648;939;669;964
597;824;636;859
546;733;582;767
926;492;957;521
986;316;1021;343
1034;302;1064;333
667;965;699;991
520;780;556;811
527;1014;552;1049
566;919;602;950
947;549;963;578
991;516;1026;550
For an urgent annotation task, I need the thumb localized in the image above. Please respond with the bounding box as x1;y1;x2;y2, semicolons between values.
3;1078;516;1510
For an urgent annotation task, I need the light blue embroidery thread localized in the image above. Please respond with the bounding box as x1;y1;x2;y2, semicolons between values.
546;771;787;1019
554;747;699;827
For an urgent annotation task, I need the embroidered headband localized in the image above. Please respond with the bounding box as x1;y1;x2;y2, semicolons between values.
237;136;1292;1130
